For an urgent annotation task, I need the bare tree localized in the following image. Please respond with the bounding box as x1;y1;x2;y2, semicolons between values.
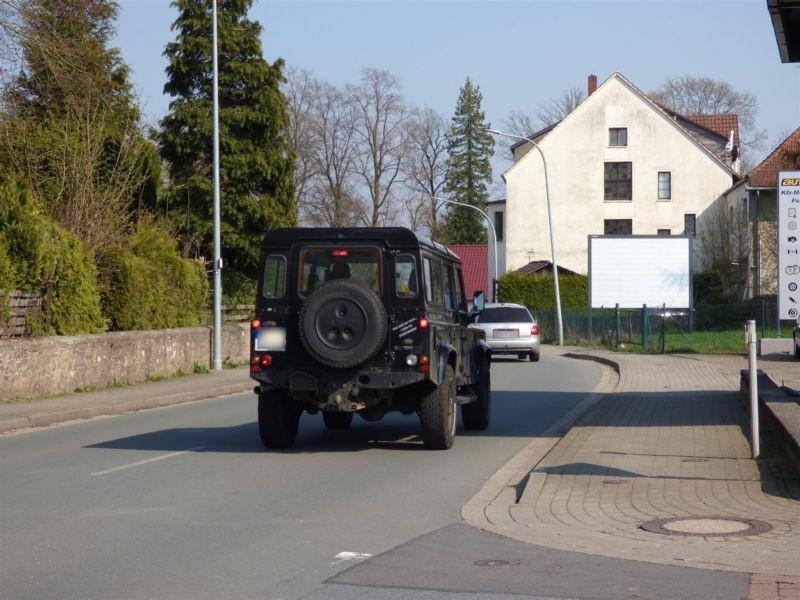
697;198;750;300
0;0;149;259
501;109;538;138
536;85;584;127
649;76;767;166
349;68;409;227
305;79;363;227
402;107;448;239
499;86;584;161
283;66;317;215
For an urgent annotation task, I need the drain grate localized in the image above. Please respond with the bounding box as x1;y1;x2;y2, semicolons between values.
640;516;772;537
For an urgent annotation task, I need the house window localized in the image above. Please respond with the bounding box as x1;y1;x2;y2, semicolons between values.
658;172;671;199
657;229;671;236
494;210;504;242
604;162;632;200
609;128;627;147
684;214;696;237
604;219;632;235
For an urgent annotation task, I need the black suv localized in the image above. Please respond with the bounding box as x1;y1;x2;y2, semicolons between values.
249;227;491;450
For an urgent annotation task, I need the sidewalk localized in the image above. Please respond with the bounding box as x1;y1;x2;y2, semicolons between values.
464;347;800;587
0;366;254;433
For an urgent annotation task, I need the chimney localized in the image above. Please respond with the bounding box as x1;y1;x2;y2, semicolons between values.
588;74;597;96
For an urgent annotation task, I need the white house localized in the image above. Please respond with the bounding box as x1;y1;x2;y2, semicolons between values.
495;72;741;276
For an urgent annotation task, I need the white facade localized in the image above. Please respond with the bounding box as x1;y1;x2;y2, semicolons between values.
502;73;736;275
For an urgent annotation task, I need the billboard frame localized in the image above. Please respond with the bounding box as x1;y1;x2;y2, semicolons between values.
588;234;694;310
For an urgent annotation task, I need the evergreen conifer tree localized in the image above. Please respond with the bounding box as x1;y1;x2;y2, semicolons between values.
159;0;296;277
443;78;494;244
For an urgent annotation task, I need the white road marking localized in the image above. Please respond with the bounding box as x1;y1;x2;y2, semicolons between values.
332;551;372;565
89;446;206;476
396;435;419;443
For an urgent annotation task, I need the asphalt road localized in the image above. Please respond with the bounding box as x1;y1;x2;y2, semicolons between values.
1;354;601;600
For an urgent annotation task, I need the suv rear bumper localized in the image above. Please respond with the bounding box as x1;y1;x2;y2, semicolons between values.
252;368;426;410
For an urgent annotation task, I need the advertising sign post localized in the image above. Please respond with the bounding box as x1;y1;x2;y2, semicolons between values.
778;171;800;321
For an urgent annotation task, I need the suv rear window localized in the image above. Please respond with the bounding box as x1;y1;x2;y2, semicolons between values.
298;247;381;297
473;307;532;323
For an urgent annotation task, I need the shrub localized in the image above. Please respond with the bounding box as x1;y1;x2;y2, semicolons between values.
222;269;257;306
0;174;105;334
497;272;588;310
101;220;209;331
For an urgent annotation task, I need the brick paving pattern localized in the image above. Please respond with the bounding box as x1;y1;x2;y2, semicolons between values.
469;349;800;579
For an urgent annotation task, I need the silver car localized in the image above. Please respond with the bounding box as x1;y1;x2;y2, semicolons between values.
471;302;540;362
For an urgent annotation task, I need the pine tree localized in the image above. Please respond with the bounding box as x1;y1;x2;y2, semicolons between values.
159;0;296;277
443;78;494;244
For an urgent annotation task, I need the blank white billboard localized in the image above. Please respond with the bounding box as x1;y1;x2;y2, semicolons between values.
589;236;692;309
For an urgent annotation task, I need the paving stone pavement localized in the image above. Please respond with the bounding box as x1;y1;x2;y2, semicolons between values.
463;348;800;585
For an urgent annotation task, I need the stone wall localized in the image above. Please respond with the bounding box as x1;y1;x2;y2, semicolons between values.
0;324;249;401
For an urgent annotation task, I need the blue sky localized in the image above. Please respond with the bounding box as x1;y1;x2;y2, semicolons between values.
115;0;799;170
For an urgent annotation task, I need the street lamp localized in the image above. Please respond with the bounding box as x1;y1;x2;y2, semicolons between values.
487;128;564;347
434;197;498;302
211;0;222;370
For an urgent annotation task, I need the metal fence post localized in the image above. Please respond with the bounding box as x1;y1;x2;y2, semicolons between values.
642;304;648;350
746;320;760;458
600;306;605;345
588;306;593;345
615;303;620;349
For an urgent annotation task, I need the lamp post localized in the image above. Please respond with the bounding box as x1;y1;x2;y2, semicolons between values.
434;197;498;301
487;128;564;346
211;0;222;370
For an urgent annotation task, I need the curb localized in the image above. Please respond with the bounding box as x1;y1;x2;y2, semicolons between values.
0;381;255;434
461;351;620;527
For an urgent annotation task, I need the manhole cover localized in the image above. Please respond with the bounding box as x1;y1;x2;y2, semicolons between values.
640;516;772;537
474;559;510;567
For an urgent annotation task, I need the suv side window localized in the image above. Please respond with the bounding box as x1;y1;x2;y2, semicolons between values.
444;264;456;311
422;256;433;303
395;254;418;298
455;267;466;310
430;259;445;306
262;255;286;299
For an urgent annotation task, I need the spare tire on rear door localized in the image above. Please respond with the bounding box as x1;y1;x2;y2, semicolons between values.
298;280;388;368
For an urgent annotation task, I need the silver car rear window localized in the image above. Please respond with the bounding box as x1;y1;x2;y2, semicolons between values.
474;307;532;323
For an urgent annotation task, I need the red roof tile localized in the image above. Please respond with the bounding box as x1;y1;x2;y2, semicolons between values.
749;128;800;187
683;114;740;147
447;244;488;298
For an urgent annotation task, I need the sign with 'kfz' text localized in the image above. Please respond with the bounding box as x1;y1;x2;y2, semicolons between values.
778;171;800;320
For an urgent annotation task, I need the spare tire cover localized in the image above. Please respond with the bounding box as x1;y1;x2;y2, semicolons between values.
298;280;388;368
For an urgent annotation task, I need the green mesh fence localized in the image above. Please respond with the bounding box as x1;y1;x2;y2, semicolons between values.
532;299;788;353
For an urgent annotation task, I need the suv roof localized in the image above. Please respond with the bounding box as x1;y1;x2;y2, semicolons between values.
261;227;460;260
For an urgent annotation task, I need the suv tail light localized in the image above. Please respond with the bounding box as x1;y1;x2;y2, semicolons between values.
531;324;540;336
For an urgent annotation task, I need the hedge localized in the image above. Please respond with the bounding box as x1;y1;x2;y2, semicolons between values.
0;174;105;334
101;221;209;331
497;272;589;310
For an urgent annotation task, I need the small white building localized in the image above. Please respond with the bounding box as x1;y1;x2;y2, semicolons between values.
496;72;741;276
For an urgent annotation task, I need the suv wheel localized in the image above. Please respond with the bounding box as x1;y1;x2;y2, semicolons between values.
530;350;540;362
322;411;353;430
420;365;457;449
258;389;301;449
462;356;490;430
299;280;388;368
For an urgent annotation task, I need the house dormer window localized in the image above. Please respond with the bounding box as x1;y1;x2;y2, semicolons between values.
609;128;627;147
